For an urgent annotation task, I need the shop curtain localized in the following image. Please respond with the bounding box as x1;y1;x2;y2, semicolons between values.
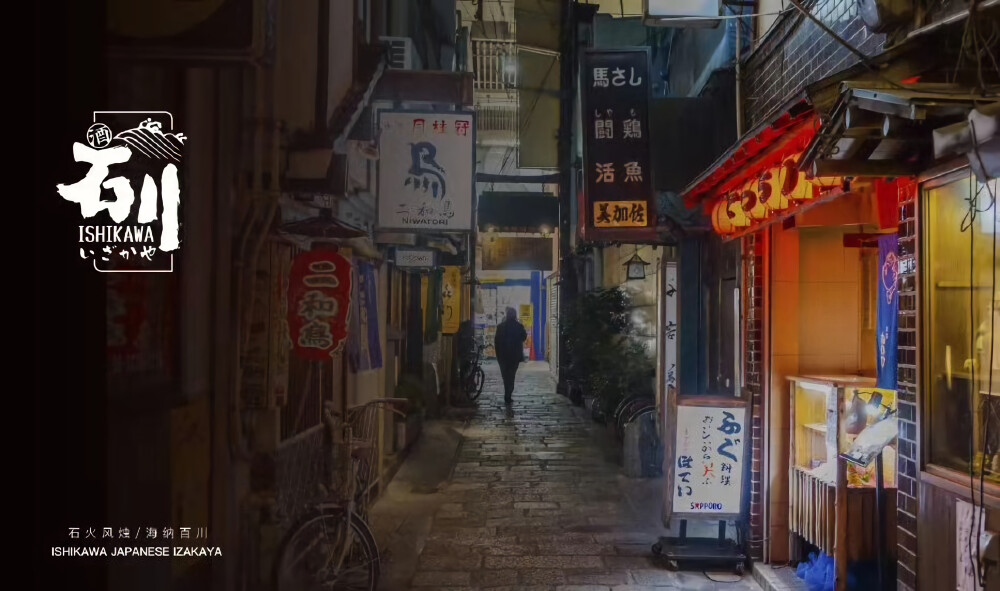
876;234;899;390
360;261;383;370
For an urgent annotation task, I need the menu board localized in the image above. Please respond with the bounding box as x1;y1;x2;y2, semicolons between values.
670;404;748;518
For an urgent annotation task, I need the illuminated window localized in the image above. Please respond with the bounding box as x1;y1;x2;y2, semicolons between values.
923;174;999;480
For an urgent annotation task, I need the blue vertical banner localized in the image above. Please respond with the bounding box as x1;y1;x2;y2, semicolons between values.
877;234;899;390
360;262;383;370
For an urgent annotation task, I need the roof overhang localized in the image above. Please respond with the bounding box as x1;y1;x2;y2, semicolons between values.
681;95;816;210
799;81;1000;179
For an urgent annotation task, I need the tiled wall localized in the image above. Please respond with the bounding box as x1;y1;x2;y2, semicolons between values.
745;232;766;560
895;181;919;591
742;0;885;130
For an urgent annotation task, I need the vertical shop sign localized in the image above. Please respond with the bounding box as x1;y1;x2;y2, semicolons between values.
877;234;899;390
582;48;653;231
664;261;678;395
269;245;291;405
441;266;462;335
288;249;353;361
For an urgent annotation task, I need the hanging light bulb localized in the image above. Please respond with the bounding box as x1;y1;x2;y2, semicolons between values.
740;178;768;221
758;168;789;211
712;199;734;235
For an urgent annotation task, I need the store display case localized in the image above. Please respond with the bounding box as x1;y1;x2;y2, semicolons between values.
788;375;898;563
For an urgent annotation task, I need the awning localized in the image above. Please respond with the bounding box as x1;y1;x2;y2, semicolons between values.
799;81;999;179
681;96;817;210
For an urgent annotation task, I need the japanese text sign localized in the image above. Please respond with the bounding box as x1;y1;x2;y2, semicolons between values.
287;249;353;361
441;266;462;335
663;262;678;396
376;110;475;232
581;49;653;230
672;405;747;517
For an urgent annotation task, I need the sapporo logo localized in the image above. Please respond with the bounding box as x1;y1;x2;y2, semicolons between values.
56;112;185;272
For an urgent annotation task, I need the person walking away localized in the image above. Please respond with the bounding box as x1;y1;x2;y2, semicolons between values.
494;307;527;404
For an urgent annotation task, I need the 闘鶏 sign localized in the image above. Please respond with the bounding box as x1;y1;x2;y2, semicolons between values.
377;110;475;232
287;249;353;361
581;49;653;231
670;404;747;517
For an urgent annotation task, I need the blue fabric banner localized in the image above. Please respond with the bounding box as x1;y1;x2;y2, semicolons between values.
877;234;899;390
360;262;383;370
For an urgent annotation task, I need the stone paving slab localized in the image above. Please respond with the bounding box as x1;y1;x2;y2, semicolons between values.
373;362;762;591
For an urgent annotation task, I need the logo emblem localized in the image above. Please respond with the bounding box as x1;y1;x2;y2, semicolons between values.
57;112;185;272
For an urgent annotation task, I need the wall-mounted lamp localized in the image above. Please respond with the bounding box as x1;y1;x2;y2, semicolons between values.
624;247;650;281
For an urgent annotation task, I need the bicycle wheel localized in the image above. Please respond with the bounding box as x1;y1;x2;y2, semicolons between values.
468;367;485;401
273;509;380;591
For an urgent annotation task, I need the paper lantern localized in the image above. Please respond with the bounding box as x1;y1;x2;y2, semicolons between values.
712;199;734;234
740;178;769;220
726;194;751;227
758;168;789;211
779;158;815;202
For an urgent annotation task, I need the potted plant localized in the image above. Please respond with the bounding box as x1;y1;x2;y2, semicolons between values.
561;287;654;423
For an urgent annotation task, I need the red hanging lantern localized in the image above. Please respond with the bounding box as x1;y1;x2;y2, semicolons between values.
287;249;353;361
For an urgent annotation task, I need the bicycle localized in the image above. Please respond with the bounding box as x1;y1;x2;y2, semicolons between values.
459;344;486;402
272;397;408;591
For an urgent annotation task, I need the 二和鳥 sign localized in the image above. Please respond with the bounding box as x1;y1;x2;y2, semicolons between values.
376;110;475;232
287;249;353;361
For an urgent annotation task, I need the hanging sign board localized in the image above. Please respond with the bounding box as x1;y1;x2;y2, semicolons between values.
664;396;750;522
376;109;476;232
394;247;437;268
581;48;653;233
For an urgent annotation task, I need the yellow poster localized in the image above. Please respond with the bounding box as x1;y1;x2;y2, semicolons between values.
441;266;462;334
594;201;648;228
420;275;428;333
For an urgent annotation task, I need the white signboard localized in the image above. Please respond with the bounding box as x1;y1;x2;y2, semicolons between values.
957;499;994;591
673;405;746;516
395;248;436;268
376;110;475;232
664;262;678;393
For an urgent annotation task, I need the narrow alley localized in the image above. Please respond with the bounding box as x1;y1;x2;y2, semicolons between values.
371;362;763;591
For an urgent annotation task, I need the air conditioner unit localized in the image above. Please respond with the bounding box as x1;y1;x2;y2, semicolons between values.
381;36;421;70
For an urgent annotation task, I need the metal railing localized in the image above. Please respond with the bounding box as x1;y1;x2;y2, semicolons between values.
472;39;518;91
476;103;518;134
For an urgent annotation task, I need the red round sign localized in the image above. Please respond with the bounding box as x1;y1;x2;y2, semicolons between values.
287;249;353;361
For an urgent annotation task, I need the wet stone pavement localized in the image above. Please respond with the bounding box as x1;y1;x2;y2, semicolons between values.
371;361;762;591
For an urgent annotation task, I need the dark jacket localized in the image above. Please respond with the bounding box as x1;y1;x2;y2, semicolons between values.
494;318;527;364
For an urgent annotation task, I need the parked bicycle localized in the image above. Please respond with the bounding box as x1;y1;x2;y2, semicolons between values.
272;397;408;591
459;344;486;402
